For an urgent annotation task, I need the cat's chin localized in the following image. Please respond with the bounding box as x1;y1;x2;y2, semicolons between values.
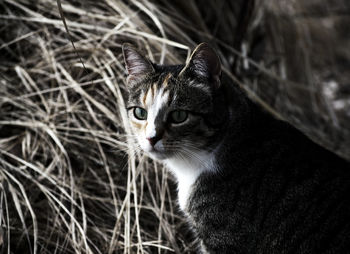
148;151;167;160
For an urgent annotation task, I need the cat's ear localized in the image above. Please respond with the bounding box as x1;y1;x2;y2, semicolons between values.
122;43;154;84
181;43;221;89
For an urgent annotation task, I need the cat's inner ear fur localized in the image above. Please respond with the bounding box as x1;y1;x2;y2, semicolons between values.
181;43;221;89
122;43;154;84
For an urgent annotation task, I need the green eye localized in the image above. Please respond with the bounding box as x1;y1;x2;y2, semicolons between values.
169;110;188;124
133;107;147;120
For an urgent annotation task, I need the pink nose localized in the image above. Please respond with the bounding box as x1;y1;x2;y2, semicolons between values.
147;136;161;146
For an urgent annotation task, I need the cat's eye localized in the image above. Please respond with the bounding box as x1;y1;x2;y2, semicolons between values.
133;107;147;120
169;110;188;124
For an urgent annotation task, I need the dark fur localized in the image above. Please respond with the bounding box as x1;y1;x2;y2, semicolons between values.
123;43;350;254
188;79;350;253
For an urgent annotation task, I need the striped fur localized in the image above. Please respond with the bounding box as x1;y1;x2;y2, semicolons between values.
123;43;350;254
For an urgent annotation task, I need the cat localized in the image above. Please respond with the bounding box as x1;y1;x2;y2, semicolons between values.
122;42;350;254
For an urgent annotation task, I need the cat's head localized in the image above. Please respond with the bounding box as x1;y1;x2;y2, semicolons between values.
122;43;226;161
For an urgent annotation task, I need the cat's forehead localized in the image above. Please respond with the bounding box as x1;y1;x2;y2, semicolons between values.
128;71;213;113
142;73;172;106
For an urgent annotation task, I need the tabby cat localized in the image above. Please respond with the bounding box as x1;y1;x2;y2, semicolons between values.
122;43;350;254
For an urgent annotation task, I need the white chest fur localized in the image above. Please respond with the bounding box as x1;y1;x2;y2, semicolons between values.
165;152;216;211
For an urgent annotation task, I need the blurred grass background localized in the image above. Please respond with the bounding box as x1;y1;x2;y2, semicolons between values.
0;0;349;253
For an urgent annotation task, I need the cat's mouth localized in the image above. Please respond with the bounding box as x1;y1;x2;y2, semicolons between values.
141;139;169;160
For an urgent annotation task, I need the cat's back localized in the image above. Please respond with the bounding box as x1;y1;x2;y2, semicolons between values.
188;102;350;254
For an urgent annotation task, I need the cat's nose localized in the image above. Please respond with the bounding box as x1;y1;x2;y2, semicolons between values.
147;135;162;147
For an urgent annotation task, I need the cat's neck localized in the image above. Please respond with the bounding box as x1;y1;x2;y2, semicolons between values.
165;83;252;211
165;149;218;211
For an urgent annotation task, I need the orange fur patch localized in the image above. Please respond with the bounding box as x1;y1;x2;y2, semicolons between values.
151;83;157;100
142;122;148;132
142;90;148;106
162;73;172;88
131;121;143;130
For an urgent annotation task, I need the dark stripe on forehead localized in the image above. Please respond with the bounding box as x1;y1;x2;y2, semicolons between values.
129;87;143;103
154;104;168;126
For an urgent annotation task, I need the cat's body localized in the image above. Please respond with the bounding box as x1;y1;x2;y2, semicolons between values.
188;99;350;253
122;43;350;253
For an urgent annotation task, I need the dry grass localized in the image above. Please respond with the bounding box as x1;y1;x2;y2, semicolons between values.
0;0;349;253
0;0;195;253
